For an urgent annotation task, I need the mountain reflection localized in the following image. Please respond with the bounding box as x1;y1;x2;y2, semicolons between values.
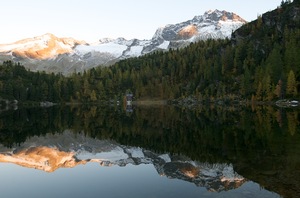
0;131;245;192
0;105;299;197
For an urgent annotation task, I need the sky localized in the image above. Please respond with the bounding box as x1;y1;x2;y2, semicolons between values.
0;0;283;44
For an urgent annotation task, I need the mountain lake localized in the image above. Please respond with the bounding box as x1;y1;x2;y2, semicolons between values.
0;104;299;198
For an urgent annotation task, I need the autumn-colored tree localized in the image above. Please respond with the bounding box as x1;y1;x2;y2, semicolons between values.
286;70;298;97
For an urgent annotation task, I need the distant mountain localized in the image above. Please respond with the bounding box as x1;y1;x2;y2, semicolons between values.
0;131;246;191
0;10;246;75
0;33;85;60
148;10;246;51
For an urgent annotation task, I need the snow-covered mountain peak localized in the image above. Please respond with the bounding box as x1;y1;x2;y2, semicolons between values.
205;9;214;14
0;10;247;74
35;32;56;39
195;9;247;24
151;27;165;40
0;33;86;60
204;9;224;18
151;10;246;45
99;38;115;44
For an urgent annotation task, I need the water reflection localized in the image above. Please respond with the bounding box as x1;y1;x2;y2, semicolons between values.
0;131;245;192
0;105;299;197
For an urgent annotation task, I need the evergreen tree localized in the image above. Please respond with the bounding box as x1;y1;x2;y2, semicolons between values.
286;70;298;97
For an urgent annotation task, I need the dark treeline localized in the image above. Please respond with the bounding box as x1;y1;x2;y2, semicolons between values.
0;105;299;162
0;1;300;103
0;61;71;102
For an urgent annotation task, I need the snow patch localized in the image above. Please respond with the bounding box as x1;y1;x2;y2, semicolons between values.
125;46;143;56
159;154;171;163
218;20;244;37
76;147;128;162
158;41;170;49
127;148;145;158
75;42;127;57
221;165;244;182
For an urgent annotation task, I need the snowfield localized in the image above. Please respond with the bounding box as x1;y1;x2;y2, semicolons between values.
75;42;128;57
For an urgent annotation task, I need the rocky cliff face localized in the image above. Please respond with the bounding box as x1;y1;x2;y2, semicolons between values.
0;10;246;75
231;1;300;45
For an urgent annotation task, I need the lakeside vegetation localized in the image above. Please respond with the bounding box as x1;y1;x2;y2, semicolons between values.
0;104;298;162
0;0;299;105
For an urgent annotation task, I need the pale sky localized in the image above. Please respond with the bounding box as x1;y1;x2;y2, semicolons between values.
0;0;283;44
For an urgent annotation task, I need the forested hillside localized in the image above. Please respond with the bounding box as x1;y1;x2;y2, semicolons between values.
0;0;299;104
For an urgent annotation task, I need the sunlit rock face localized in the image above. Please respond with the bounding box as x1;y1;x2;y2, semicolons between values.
0;33;85;60
0;131;246;191
177;25;199;39
161;162;245;192
0;146;86;172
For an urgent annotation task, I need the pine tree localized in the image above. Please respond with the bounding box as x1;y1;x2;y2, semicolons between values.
265;45;283;84
256;82;263;101
264;74;274;101
90;90;97;101
274;79;283;99
286;70;298;97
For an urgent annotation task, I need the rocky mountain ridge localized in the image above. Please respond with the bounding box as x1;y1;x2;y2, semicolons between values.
0;10;246;75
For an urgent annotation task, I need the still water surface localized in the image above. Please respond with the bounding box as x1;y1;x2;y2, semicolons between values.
0;163;277;198
0;105;299;198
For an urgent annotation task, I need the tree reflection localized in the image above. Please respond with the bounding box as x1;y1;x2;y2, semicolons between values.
0;104;299;197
